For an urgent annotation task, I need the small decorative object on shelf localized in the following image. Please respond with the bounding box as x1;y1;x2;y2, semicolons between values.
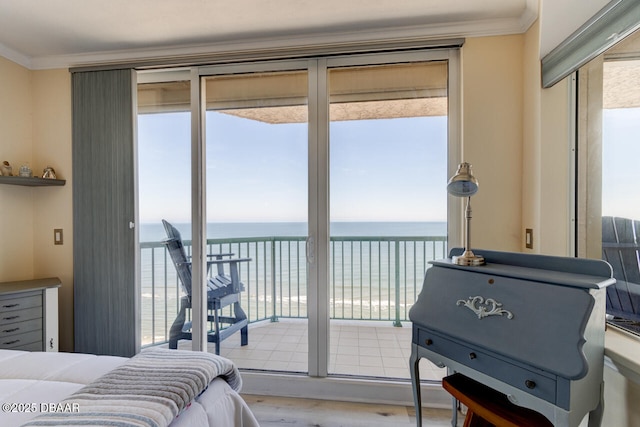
1;161;12;176
19;164;33;177
42;166;57;179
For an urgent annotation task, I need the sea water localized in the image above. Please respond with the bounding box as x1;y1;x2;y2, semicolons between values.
140;221;447;242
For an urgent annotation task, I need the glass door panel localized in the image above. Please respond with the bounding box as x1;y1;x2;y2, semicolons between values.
203;70;309;372
327;61;448;379
137;78;192;349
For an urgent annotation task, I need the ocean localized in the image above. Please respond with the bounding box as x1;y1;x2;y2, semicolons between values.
140;221;447;242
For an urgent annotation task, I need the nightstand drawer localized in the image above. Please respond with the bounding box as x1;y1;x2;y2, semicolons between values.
0;307;42;326
15;341;44;351
417;327;557;405
0;318;43;339
0;330;42;349
0;294;42;313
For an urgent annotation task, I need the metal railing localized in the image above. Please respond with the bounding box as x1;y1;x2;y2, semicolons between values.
141;235;447;346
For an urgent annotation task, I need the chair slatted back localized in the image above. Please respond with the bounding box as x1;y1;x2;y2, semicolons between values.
162;220;192;297
602;216;640;320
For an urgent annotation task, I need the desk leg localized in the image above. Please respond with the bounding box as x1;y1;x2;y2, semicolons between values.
410;347;422;427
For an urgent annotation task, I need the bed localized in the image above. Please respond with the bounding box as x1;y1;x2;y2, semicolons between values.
0;348;260;427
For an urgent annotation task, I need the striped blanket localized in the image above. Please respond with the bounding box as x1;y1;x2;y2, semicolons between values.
21;348;242;427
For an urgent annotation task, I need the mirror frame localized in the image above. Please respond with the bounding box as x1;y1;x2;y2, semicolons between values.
542;0;640;88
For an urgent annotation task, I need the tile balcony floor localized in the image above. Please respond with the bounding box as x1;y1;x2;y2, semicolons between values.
174;318;447;381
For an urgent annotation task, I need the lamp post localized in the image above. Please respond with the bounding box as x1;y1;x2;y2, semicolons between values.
447;162;484;266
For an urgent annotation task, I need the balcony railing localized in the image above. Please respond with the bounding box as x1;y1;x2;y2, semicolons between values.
141;235;447;346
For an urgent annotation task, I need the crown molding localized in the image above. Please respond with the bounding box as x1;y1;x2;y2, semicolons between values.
8;8;537;70
0;41;32;69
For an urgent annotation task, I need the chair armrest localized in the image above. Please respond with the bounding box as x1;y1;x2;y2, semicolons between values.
207;257;252;264
207;253;235;258
207;257;251;278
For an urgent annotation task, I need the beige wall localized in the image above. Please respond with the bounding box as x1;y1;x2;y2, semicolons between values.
461;35;524;252
0;57;35;280
32;69;73;352
0;58;74;351
523;18;574;257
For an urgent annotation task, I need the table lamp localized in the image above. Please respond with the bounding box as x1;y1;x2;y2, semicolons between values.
447;162;484;266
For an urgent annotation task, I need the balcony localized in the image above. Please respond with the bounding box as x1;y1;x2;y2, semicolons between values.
141;234;448;380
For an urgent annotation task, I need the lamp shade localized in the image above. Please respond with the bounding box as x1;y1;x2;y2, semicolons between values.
447;162;479;197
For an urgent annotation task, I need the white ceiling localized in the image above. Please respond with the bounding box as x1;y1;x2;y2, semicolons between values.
0;0;538;70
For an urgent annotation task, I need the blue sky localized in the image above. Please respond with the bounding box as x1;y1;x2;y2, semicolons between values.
138;110;448;224
139;105;637;226
602;107;640;220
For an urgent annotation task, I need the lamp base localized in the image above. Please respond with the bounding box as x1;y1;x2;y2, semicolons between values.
452;250;485;266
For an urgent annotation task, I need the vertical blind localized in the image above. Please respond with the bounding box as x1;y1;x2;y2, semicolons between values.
72;69;139;357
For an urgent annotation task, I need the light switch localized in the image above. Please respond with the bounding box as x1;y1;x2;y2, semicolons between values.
54;229;63;245
525;228;533;249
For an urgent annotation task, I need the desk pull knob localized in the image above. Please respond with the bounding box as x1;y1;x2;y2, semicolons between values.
469;352;477;360
424;339;433;346
525;380;536;389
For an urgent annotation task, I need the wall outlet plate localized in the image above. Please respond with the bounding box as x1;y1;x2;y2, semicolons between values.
525;228;533;249
54;229;63;245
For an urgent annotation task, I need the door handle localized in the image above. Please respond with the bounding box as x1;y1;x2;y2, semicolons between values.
306;236;315;264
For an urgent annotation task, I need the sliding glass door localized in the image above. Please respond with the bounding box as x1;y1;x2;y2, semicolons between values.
137;74;193;348
201;66;310;373
137;49;459;381
327;58;449;379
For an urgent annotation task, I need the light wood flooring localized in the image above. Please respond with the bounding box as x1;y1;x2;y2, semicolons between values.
242;394;463;427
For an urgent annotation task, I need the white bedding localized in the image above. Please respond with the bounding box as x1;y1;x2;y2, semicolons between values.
0;349;259;427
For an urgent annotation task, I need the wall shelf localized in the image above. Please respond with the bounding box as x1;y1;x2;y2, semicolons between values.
0;176;65;186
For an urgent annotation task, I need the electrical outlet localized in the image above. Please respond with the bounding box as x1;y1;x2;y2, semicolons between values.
54;229;63;245
525;228;533;249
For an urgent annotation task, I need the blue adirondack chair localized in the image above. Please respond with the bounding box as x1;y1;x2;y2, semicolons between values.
162;219;250;354
601;216;640;329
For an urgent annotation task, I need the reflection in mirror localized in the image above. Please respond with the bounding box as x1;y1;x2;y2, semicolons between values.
579;28;640;335
600;32;640;334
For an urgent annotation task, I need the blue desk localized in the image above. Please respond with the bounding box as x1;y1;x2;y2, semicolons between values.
409;249;614;427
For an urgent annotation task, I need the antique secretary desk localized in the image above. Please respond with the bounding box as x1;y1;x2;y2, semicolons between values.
409;248;614;427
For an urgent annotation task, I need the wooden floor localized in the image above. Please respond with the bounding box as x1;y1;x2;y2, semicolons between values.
242;394;462;427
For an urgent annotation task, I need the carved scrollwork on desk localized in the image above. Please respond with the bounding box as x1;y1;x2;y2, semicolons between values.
456;296;514;320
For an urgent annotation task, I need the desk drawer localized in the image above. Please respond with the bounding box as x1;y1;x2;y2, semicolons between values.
0;294;42;314
0;318;42;339
417;328;557;405
0;307;42;326
0;330;42;349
